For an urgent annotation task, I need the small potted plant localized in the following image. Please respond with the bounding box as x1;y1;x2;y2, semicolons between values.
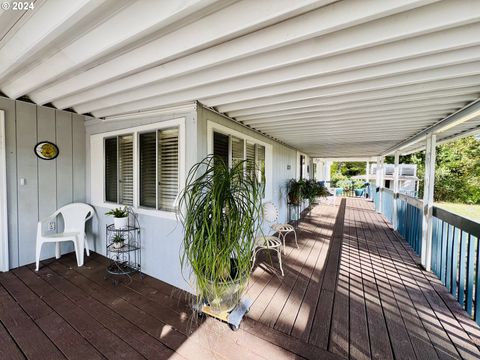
112;233;125;249
354;180;366;197
105;206;129;229
287;179;304;205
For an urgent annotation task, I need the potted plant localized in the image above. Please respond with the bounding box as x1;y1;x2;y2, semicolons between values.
336;179;352;196
287;179;304;205
112;233;125;249
178;155;263;313
354;180;366;197
105;206;129;229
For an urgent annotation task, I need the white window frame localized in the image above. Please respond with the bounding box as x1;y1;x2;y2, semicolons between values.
90;118;185;219
207;121;273;202
0;110;8;271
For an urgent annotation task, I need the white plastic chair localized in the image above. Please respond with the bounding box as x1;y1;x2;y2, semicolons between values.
252;202;289;276
265;202;298;254
35;203;95;271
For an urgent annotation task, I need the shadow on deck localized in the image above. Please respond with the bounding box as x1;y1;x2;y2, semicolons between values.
1;198;479;359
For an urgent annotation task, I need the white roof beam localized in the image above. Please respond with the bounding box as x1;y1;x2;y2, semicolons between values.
51;8;480;110
201;61;480;109
73;37;480;114
247;108;461;130
228;87;480;118
253;110;452;132
9;0;335;100
1;0;230;98
0;0;121;84
239;95;476;123
216;74;480;113
382;98;480;155
92;61;480;117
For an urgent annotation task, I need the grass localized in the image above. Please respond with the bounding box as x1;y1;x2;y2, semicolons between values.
435;202;480;223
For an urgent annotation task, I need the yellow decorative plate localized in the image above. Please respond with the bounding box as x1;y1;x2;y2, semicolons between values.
34;141;59;160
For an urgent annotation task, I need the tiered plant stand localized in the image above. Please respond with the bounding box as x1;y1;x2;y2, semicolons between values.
105;224;142;286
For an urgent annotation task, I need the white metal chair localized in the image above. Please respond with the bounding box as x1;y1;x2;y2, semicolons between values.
35;203;95;271
265;202;298;254
252;202;293;276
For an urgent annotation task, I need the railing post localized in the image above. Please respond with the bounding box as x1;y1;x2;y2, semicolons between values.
421;133;436;271
393;151;400;230
376;156;385;213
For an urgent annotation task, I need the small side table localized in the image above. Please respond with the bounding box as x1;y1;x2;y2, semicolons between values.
105;224;142;285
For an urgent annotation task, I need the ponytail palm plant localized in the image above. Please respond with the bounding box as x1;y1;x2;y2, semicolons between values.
178;155;263;312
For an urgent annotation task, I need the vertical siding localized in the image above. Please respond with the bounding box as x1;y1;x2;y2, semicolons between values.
16;101;39;266
37;106;57;260
0;97;86;268
73;114;86;202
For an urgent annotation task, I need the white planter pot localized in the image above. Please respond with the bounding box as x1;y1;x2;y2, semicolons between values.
113;241;124;249
114;216;128;229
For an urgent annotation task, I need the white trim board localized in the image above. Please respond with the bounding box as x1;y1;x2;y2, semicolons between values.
0;110;8;271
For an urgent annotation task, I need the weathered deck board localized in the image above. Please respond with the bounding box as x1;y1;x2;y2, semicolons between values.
2;198;480;360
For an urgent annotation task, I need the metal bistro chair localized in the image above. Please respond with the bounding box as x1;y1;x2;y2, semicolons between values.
252;202;298;276
264;202;298;254
35;203;95;271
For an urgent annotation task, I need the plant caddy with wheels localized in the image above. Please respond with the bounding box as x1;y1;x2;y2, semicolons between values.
178;155;263;331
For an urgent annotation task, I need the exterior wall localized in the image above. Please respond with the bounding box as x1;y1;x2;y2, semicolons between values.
85;106;197;292
84;103;300;293
0;97;86;268
196;105;298;230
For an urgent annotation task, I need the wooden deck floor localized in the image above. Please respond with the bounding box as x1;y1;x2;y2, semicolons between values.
1;198;480;359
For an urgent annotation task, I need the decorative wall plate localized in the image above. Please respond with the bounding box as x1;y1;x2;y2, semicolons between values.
34;141;59;160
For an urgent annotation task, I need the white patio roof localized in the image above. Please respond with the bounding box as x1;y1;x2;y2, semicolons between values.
1;0;480;157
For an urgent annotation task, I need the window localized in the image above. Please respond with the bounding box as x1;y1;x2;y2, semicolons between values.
104;134;133;205
103;127;179;212
300;155;305;180
213;132;229;165
213;131;266;190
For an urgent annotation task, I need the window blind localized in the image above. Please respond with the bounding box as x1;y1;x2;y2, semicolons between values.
246;142;255;178
213;132;229;166
231;136;244;168
256;144;265;185
158;128;179;211
118;135;133;205
104;137;117;203
139;132;157;208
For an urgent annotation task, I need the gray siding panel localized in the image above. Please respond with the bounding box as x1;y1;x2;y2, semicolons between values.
37;106;57;260
16;101;39;266
55;110;73;209
0;97;86;268
72;113;86;202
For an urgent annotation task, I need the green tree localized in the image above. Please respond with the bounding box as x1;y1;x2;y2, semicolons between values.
330;161;366;187
386;136;480;204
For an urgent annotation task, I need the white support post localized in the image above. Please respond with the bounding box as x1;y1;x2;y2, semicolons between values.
392;151;400;230
421;133;436;271
376;156;385;213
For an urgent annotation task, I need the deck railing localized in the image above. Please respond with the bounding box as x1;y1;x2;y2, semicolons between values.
377;188;480;324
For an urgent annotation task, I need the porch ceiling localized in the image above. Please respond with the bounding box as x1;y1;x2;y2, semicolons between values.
1;0;480;157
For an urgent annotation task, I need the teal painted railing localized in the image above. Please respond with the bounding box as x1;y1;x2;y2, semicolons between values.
431;207;480;320
396;193;423;256
378;190;480;325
